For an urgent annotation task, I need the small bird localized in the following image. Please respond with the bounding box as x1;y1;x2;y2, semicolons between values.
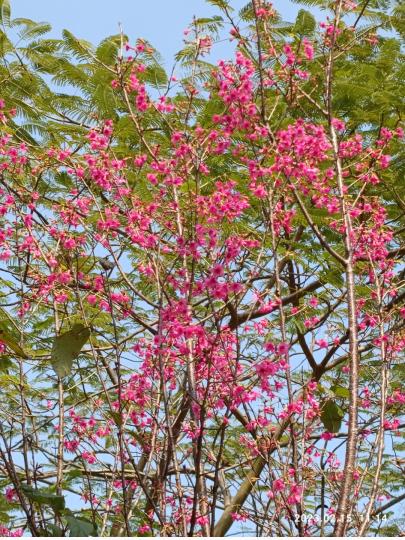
99;257;115;272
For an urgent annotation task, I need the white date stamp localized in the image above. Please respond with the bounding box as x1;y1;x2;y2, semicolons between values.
293;513;388;525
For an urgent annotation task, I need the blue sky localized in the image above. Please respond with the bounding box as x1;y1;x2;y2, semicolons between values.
11;0;316;65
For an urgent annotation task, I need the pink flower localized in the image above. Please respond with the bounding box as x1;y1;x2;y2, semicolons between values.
287;483;303;505
64;439;80;452
211;264;224;277
303;38;314;61
5;487;18;503
82;451;97;464
304;316;320;328
134;154;147;167
54;293;68;304
231;512;248;522
0;526;23;537
273;478;285;492
277;342;289;355
331;118;345;131
196;515;209;526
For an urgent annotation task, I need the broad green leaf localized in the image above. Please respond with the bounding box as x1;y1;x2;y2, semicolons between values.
39;524;64;537
65;514;97;537
51;323;90;378
0;323;28;359
54;171;73;188
21;485;65;511
320;399;344;433
331;384;350;399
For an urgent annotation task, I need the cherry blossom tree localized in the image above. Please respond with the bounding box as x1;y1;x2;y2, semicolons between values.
0;0;404;536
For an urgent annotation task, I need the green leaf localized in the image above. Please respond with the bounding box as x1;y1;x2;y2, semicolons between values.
295;9;316;36
291;0;324;6
0;322;28;359
320;399;344;433
51;323;90;378
39;524;64;537
0;0;11;26
239;4;255;21
144;64;168;88
96;34;122;65
319;267;344;288
65;515;97;537
54;171;73;188
193;16;224;34
62;30;93;62
16;21;52;41
206;0;231;10
108;410;123;427
0;355;13;372
21;485;65;511
0;28;12;55
65;469;83;481
331;384;350;399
